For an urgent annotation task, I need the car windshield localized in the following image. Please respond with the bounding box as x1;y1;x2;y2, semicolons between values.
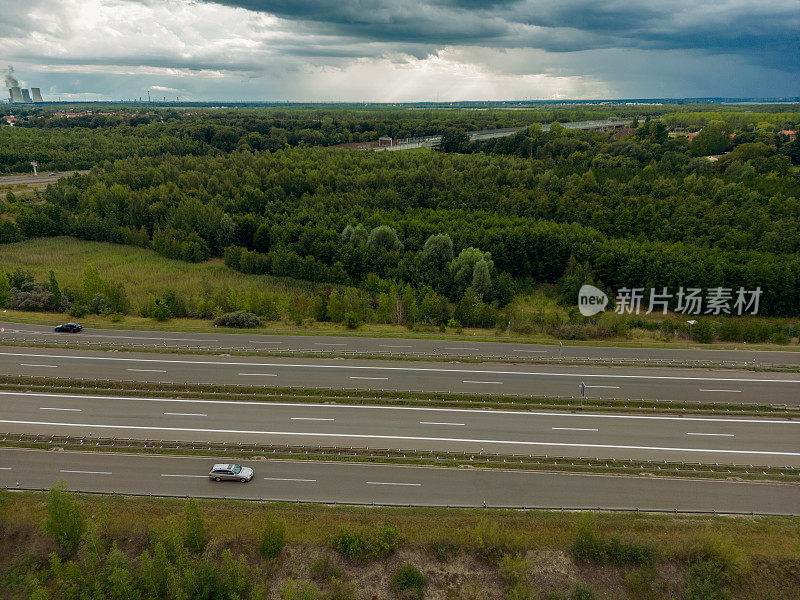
231;465;242;474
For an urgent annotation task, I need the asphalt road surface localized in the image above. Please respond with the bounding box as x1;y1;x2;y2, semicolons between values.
1;321;797;366
2;390;798;466
0;171;88;187
1;347;799;405
1;448;796;514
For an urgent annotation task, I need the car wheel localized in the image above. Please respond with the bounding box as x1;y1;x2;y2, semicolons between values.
240;477;247;482
214;477;221;482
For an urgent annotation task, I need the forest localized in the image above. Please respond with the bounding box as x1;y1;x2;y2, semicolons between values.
2;105;800;329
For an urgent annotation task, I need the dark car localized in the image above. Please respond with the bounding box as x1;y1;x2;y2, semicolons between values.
54;322;82;333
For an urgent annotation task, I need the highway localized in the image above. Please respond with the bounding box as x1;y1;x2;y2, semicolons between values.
2;321;797;366
2;347;800;404
1;448;796;514
1;390;798;465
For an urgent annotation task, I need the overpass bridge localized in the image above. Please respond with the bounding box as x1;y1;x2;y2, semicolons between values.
369;118;633;152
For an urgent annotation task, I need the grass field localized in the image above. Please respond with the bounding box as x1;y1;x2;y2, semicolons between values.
2;491;799;599
0;236;333;307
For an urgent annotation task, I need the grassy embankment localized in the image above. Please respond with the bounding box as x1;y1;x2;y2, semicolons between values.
2;236;800;349
1;490;799;599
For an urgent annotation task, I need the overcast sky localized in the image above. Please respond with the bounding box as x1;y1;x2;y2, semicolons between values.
2;0;799;102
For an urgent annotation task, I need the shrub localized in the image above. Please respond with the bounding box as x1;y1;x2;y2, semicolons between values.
183;498;206;554
498;553;529;587
429;535;461;561
152;301;172;322
344;310;360;329
283;578;320;600
69;302;88;318
310;555;342;583
389;564;427;600
330;524;400;563
213;310;261;328
44;485;86;552
570;515;655;568
259;515;286;559
684;559;731;600
569;581;596;600
473;521;523;566
327;577;357;600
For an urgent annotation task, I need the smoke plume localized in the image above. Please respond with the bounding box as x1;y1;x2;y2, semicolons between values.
4;66;19;88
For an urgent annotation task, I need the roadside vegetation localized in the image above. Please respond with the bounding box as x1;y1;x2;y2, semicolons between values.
1;488;798;599
3;238;800;346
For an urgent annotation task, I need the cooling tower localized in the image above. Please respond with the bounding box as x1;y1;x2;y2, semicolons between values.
21;89;32;103
30;88;43;102
9;87;22;103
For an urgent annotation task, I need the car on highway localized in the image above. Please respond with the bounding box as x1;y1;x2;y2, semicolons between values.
209;463;254;482
54;322;82;333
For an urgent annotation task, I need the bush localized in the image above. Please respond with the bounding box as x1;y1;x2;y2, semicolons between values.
569;581;596;600
330;524;400;563
310;555;342;583
152;301;172;322
327;577;357;600
213;310;261;328
259;516;286;559
389;564;427;600
183;498;206;554
344;310;360;329
429;535;461;561
283;578;320;600
684;559;731;600
44;485;86;552
570;515;656;568
473;521;523;566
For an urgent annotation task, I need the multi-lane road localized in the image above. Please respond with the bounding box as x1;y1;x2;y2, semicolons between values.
2;390;798;466
1;347;799;404
2;321;799;366
1;448;796;514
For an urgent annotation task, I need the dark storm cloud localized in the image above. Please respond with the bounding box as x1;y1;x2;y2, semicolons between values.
207;0;800;71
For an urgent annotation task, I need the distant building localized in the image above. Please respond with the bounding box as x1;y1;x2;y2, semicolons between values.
778;130;797;141
30;88;43;103
20;89;32;103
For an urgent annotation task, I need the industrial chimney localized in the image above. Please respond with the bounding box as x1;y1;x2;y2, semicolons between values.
30;88;43;102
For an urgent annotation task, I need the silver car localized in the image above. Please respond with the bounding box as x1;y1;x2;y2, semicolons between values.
208;463;254;482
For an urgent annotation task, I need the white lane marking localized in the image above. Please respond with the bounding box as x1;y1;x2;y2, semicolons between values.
552;427;599;432
513;349;548;353
40;407;82;412
7;420;797;457
350;376;389;380
84;334;217;342
700;389;742;393
0;467;11;470
20;363;57;368
686;433;735;437
238;373;277;377
127;369;166;373
446;347;479;351
164;412;207;417
379;344;412;348
249;341;283;344
290;417;334;421
5;350;800;385
60;469;112;475
420;421;465;426
584;385;620;389
315;343;347;346
463;380;502;385
2;391;797;426
162;474;207;478
264;477;316;482
366;481;421;486
0;390;800;426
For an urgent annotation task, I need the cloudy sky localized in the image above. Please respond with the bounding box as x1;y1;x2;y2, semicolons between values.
2;0;799;101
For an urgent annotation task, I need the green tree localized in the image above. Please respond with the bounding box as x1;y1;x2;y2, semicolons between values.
44;485;86;552
183;498;207;554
